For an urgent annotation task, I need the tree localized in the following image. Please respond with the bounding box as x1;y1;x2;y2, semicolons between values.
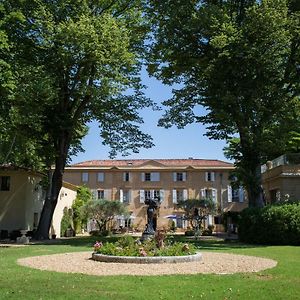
177;198;216;236
83;199;128;233
147;0;300;207
72;186;92;233
1;0;154;239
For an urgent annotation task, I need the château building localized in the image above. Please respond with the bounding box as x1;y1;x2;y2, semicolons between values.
63;159;248;232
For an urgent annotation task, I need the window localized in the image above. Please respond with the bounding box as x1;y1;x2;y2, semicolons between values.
123;172;130;182
227;186;244;203
173;172;186;182
0;176;10;191
172;189;188;204
144;173;151;181
205;172;215;182
232;188;239;202
81;173;88;182
97;172;104;182
141;172;160;182
97;190;104;200
144;190;152;199
140;189;163;203
200;188;217;202
120;189;131;203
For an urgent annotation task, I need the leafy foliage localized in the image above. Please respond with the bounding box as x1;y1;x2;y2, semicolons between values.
72;186;92;233
177;198;216;231
238;202;300;245
147;0;300;207
84;199;128;233
60;207;74;237
0;0;155;238
94;235;196;257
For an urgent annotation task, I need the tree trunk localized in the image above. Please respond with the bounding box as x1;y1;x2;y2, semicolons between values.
238;129;264;208
34;131;71;239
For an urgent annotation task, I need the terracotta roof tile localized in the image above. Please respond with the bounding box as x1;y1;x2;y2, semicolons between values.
70;159;233;168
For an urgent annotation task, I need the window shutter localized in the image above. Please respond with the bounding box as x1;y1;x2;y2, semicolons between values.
123;172;127;181
172;189;177;204
97;172;104;182
211;172;215;181
141;173;145;182
128;190;132;203
151;172;160;181
212;188;217;203
173;172;177;182
150;190;154;198
140;190;145;203
200;188;206;198
205;172;208;181
182;172;187;181
239;187;244;203
104;189;110;200
120;189;123;203
159;189;164;202
227;185;232;202
208;215;213;226
82;172;89;182
183;189;188;200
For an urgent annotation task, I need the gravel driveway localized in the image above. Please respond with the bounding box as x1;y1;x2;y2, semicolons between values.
18;251;277;276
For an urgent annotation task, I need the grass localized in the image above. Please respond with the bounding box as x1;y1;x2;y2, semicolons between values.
0;236;299;300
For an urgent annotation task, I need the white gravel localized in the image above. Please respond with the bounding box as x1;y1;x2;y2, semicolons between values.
17;251;277;276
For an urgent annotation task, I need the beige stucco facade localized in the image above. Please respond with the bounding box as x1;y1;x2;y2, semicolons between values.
0;166;77;238
0;167;45;233
262;155;300;203
63;159;247;232
52;182;78;238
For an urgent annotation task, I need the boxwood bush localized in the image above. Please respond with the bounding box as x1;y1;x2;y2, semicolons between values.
238;202;300;245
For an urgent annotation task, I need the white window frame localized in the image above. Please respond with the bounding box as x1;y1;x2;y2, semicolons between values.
227;185;232;202
140;190;145;203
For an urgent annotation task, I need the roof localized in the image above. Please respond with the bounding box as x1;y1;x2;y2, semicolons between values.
0;164;45;176
68;159;234;169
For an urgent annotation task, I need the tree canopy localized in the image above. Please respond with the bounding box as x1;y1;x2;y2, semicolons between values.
0;0;154;238
148;0;300;207
83;199;128;233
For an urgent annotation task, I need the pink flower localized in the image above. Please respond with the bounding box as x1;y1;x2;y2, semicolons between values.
139;247;147;257
94;241;103;251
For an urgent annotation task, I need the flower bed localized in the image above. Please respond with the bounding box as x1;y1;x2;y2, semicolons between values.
92;235;199;263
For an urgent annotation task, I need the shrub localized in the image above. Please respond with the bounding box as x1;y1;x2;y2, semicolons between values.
184;230;195;236
238;202;300;245
93;235;196;257
60;207;74;237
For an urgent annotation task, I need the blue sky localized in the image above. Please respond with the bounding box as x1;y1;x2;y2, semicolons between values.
70;69;229;164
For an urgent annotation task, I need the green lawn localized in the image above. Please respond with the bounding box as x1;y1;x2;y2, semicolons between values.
0;236;299;300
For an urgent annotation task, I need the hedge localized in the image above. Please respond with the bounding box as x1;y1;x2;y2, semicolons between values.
238;202;300;245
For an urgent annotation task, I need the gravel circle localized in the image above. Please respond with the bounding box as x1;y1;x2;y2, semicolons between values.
17;252;277;276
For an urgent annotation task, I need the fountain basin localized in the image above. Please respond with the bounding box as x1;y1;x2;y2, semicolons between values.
92;252;202;264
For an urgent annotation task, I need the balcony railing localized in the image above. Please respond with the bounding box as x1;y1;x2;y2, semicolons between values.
261;153;300;173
